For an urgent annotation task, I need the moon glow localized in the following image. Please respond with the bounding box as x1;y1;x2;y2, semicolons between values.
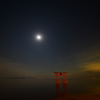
36;34;42;40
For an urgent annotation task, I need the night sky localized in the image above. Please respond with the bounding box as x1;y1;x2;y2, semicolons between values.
0;1;100;78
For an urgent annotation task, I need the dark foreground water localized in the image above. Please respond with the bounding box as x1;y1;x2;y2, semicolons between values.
0;79;100;100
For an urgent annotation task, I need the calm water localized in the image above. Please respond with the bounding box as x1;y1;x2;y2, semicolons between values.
0;79;100;100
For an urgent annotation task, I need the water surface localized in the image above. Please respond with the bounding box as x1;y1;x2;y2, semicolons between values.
0;79;100;100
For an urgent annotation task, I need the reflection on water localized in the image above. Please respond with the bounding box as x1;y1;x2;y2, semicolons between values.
54;78;68;100
0;78;100;100
53;78;100;100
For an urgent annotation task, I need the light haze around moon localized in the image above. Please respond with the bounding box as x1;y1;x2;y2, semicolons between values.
35;34;42;41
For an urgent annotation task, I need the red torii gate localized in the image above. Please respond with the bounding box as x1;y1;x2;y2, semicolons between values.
54;72;67;86
54;72;68;98
54;72;67;77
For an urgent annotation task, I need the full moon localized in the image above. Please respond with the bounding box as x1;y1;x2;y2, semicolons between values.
36;34;42;40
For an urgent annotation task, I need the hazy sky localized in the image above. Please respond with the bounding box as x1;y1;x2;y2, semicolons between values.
0;1;100;78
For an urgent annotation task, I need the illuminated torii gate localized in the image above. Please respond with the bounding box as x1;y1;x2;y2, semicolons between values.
54;72;67;79
54;72;68;99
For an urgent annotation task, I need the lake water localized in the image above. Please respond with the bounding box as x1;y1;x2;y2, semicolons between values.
0;79;100;100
